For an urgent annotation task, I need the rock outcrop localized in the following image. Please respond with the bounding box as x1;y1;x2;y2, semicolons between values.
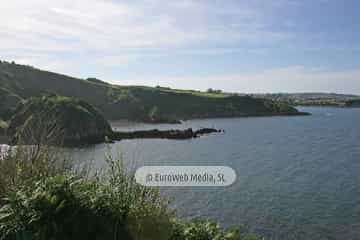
8;95;112;145
111;127;222;141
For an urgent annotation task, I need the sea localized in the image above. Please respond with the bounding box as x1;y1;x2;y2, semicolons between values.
72;107;360;240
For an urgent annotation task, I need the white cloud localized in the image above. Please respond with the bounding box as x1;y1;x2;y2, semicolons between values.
0;0;294;73
94;55;138;67
0;0;289;53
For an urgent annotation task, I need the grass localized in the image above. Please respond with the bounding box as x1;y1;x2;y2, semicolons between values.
159;88;229;98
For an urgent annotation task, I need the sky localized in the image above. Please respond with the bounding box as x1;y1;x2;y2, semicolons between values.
1;0;360;94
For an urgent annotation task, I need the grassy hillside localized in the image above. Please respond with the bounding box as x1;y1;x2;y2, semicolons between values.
0;61;304;122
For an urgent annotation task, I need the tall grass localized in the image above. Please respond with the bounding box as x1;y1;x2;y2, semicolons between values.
0;144;174;240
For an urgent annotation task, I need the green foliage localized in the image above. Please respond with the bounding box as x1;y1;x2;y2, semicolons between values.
293;99;345;107
171;219;261;240
0;145;71;197
0;145;174;240
0;175;130;240
0;174;261;240
206;88;223;94
104;155;174;240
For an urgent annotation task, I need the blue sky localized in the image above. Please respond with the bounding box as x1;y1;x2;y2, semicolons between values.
1;0;360;94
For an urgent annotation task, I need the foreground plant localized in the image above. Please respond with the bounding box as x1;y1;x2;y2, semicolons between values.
0;151;174;240
0;175;132;240
171;219;262;240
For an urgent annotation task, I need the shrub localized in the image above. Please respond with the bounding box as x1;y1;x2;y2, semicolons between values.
0;175;130;240
170;219;261;240
0;145;71;198
0;147;174;240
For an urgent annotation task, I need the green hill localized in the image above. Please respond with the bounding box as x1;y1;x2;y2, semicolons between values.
8;95;112;145
0;61;305;122
254;93;360;107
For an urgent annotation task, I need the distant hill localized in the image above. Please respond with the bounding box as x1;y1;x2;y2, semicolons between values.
0;61;305;122
253;93;360;107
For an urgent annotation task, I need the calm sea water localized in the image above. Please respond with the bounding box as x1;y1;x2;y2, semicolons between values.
73;107;360;240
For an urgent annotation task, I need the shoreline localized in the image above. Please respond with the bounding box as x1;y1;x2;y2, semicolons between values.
110;111;310;126
4;128;223;147
0;112;310;146
110;128;222;142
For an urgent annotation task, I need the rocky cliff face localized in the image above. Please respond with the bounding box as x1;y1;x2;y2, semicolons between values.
8;95;113;146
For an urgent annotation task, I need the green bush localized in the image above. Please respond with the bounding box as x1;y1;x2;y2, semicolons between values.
0;175;130;240
0;148;174;240
170;219;261;240
0;145;71;197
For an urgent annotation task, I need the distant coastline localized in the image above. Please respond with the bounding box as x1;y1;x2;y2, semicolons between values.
253;93;360;108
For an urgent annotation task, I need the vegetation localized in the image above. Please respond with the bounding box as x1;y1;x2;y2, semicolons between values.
278;98;360;108
0;140;262;240
0;87;21;120
8;95;112;145
0;61;304;123
292;99;345;107
171;220;260;240
207;88;223;94
0;161;173;240
255;93;360;107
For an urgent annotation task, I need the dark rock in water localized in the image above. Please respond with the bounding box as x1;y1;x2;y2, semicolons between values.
194;128;223;136
111;127;221;141
6;95;222;146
